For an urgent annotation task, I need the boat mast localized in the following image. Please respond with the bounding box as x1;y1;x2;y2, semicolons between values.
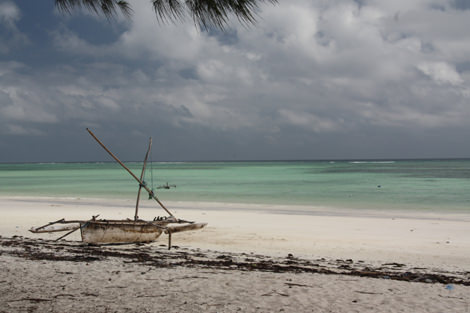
86;128;175;218
135;137;152;221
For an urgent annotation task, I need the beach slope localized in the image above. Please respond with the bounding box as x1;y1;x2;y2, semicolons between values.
0;196;469;312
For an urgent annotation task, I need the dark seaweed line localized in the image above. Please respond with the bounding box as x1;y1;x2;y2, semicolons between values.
1;236;468;286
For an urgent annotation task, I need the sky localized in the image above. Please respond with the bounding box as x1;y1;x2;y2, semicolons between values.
1;0;470;162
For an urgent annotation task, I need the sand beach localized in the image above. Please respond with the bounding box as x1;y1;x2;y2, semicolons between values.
0;196;469;312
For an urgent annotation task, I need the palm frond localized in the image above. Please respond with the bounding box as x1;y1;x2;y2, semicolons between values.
55;0;132;19
55;0;277;29
155;0;278;29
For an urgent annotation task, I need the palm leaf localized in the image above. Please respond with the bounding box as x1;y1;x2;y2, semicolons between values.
56;0;133;18
55;0;277;29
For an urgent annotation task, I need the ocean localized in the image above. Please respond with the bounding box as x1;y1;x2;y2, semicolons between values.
0;160;469;213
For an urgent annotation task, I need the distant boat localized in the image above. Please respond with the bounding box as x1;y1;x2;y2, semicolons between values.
30;128;206;248
157;182;176;189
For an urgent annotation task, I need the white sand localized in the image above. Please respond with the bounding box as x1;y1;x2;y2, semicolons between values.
1;254;469;313
1;196;469;313
1;196;469;270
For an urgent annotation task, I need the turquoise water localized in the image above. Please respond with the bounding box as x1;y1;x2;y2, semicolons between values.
0;160;469;213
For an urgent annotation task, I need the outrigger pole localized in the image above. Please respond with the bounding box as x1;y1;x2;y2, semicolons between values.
86;128;175;218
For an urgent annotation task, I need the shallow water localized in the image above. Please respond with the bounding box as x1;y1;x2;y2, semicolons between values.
1;160;469;213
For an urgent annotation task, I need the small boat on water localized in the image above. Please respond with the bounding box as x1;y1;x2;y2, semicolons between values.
30;129;206;248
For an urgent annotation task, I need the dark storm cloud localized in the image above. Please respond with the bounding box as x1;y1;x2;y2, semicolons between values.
1;0;470;162
451;0;470;10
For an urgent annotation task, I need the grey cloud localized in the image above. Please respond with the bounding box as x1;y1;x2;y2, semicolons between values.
451;0;470;10
1;0;470;161
0;1;29;53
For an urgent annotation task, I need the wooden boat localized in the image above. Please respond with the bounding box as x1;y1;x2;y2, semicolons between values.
30;129;206;248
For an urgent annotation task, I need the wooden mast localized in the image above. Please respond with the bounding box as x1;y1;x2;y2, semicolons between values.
135;137;152;221
86;128;175;218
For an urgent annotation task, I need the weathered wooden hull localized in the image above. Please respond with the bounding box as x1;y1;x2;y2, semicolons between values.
31;218;206;246
80;220;163;244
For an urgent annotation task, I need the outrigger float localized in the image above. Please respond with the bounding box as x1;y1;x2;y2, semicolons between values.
30;129;206;248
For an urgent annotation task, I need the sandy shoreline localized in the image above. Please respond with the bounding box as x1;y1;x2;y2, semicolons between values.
1;196;469;269
1;196;469;312
1;236;469;313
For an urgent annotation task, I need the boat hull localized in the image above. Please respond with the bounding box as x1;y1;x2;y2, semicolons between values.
80;220;163;244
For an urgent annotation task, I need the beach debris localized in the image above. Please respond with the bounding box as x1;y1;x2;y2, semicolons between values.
355;291;382;295
382;262;406;268
284;282;313;288
2;236;469;286
445;284;455;291
7;298;53;303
